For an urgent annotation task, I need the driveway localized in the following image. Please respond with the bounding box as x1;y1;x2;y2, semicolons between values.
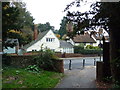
56;66;96;88
55;57;103;88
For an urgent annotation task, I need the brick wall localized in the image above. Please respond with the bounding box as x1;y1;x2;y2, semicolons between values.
5;55;64;73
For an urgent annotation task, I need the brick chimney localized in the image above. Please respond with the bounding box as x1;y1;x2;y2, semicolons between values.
34;24;38;40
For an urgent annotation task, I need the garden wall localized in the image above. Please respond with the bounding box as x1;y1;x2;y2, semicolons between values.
4;55;64;73
55;53;99;58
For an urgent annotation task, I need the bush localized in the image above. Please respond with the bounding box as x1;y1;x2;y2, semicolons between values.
74;45;102;54
78;49;102;54
74;44;84;53
34;49;59;71
86;45;100;50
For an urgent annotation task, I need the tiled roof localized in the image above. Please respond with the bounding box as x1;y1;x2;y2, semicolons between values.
23;30;49;50
60;40;73;48
73;34;96;43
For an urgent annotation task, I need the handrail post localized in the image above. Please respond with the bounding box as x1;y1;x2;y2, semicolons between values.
69;60;72;70
94;58;96;66
83;59;85;67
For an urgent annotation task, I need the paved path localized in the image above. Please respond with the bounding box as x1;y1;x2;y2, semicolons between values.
55;66;96;88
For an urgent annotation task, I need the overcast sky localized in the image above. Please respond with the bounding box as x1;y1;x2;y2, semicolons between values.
22;0;100;30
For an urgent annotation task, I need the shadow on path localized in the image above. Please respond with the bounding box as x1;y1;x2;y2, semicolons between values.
55;66;96;88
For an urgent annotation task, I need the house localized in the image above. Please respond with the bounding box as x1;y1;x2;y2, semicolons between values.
3;39;20;54
66;33;96;47
22;29;74;53
59;40;74;53
86;28;109;46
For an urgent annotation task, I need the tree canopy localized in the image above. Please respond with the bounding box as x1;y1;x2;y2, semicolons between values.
2;2;34;48
37;22;54;32
58;17;68;39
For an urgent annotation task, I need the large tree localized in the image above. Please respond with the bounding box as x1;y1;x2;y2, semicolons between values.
65;0;120;84
58;17;68;39
2;2;34;48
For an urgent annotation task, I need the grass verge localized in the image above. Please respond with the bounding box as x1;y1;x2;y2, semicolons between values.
2;67;63;88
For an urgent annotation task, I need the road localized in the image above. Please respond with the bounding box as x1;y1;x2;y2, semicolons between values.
62;56;103;70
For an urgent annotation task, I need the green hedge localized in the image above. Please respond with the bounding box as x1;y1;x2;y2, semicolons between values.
74;46;103;54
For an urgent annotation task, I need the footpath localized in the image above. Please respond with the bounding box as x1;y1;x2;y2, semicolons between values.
55;66;96;88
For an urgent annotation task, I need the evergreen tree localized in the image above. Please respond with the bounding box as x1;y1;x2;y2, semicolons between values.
58;17;68;39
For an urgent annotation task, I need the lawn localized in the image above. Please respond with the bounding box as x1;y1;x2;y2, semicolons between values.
2;67;63;88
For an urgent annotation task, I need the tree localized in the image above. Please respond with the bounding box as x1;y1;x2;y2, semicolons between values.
2;2;20;43
65;0;120;84
38;22;54;32
2;2;34;48
58;17;68;39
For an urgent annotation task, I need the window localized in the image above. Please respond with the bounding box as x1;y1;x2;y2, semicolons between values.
90;43;93;45
46;38;48;42
46;38;55;42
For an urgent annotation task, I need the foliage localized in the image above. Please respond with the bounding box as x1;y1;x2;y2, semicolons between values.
2;2;34;48
55;34;61;39
58;17;68;39
86;45;100;50
74;44;84;52
38;22;54;32
7;30;32;46
34;49;59;71
75;48;102;55
2;2;20;42
65;0;120;84
25;65;40;73
2;67;63;88
74;44;102;54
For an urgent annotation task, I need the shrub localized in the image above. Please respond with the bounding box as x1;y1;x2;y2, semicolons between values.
25;65;40;73
34;49;58;71
74;44;84;53
86;45;100;50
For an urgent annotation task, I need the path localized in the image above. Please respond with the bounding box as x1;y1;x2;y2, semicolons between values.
55;66;96;88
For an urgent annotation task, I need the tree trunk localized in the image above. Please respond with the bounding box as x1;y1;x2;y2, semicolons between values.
110;28;120;84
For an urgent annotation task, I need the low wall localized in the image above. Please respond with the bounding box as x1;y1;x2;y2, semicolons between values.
4;55;64;73
55;53;99;58
8;55;36;68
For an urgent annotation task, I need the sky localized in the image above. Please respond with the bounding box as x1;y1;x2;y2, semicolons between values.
22;0;100;30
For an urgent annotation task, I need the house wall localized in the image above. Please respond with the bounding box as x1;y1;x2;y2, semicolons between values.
3;47;16;54
27;30;60;52
67;39;75;45
60;48;74;53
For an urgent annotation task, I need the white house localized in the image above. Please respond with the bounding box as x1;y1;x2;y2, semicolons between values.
86;28;109;46
68;33;96;47
59;40;74;53
22;30;74;53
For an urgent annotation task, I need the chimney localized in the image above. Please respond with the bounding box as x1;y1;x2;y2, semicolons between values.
34;24;38;40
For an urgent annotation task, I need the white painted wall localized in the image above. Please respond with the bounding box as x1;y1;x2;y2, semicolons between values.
67;38;75;45
60;48;74;53
26;30;60;52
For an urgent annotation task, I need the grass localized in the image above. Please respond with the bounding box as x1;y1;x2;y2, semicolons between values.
2;67;63;88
